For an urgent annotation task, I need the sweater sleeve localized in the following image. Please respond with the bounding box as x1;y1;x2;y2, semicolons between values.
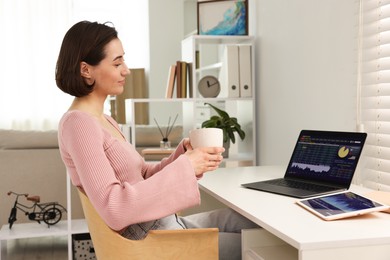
140;139;187;179
59;112;200;231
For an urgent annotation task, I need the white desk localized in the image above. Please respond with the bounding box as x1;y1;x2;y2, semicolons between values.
198;166;390;260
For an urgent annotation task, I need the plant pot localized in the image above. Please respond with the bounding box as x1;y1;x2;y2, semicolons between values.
222;141;230;158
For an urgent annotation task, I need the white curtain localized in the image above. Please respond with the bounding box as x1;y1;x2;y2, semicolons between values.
0;0;149;131
358;0;390;190
0;0;73;130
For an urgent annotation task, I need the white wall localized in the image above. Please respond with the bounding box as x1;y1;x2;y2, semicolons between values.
73;0;150;70
255;0;358;165
148;0;185;122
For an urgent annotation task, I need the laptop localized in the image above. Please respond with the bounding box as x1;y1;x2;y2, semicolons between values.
242;130;367;198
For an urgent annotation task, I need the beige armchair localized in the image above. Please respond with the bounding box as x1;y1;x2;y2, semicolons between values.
78;190;219;260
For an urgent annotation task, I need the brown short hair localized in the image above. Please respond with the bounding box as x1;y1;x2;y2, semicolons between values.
55;21;118;97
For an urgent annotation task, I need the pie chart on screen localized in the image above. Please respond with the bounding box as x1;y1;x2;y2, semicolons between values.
338;146;349;158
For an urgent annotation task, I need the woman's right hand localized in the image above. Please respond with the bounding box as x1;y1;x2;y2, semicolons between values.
184;147;225;177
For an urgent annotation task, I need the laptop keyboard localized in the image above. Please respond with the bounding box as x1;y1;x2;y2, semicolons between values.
265;179;334;192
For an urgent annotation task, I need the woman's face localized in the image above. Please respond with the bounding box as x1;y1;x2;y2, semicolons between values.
90;38;130;96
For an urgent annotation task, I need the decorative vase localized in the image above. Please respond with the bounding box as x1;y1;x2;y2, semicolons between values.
222;141;230;158
160;140;171;149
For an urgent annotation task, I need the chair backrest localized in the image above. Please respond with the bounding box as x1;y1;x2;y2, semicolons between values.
78;190;219;260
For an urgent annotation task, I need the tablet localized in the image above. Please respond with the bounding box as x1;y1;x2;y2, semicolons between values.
296;191;390;221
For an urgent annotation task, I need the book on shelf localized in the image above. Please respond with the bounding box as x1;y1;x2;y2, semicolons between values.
195;50;200;69
180;61;187;98
165;64;176;98
176;60;182;98
165;61;193;98
187;62;193;98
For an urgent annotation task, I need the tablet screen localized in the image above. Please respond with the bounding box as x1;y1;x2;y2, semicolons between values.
297;191;389;220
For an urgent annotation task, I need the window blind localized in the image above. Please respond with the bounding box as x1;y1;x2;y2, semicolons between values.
359;0;390;191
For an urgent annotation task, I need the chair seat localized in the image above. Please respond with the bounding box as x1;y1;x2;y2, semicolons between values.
78;190;219;260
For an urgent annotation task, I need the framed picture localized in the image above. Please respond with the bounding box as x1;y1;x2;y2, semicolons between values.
197;0;248;36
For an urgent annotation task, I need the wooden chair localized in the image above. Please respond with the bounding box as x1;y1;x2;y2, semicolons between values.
78;190;219;260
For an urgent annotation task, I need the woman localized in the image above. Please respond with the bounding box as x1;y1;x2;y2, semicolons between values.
55;21;257;259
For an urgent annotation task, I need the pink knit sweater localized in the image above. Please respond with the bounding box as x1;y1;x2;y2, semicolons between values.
58;111;200;231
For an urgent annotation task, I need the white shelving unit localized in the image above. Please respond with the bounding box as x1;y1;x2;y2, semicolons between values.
0;174;88;260
125;35;257;166
181;35;255;98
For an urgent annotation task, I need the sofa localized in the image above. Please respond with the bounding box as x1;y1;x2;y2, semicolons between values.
0;129;84;227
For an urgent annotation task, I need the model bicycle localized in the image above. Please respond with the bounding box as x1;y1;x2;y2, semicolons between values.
7;191;67;229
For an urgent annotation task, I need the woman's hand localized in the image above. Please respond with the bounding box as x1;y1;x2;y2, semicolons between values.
184;140;225;177
183;138;193;152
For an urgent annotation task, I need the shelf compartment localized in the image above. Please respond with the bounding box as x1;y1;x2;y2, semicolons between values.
0;219;87;241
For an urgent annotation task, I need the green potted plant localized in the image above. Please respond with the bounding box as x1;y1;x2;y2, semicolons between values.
201;103;246;157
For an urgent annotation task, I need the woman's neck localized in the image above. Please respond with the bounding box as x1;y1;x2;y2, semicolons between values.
69;96;106;119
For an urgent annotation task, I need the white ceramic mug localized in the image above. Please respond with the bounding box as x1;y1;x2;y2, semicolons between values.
189;128;223;148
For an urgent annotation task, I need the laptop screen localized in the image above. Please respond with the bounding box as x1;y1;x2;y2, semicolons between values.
285;130;367;187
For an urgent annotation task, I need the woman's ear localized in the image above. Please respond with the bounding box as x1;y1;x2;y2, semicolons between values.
80;62;91;78
80;62;94;85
